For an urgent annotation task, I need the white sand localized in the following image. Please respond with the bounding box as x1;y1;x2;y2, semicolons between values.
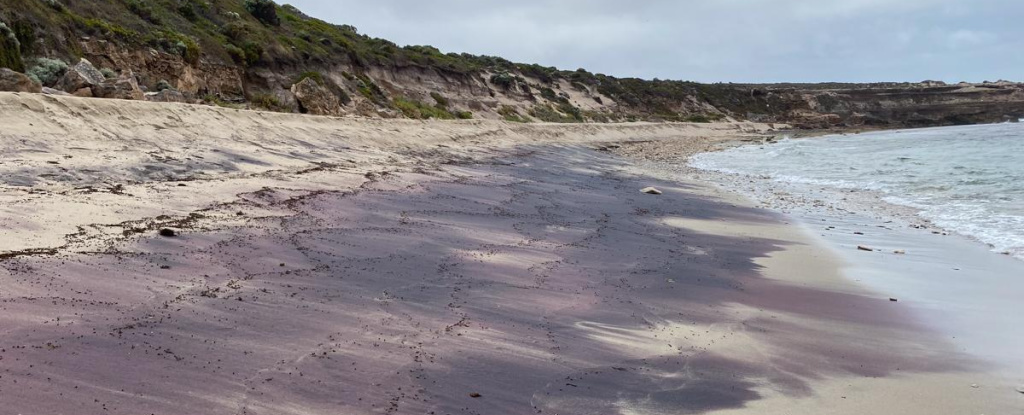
0;92;1019;414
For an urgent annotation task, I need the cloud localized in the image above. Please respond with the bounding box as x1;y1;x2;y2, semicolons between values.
284;0;1024;83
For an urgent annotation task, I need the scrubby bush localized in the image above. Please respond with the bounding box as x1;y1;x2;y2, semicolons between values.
294;70;324;85
355;73;388;106
241;41;263;66
25;57;68;86
40;0;64;11
393;97;455;120
224;43;246;65
490;71;521;90
249;92;289;112
529;103;583;123
100;67;116;79
155;79;174;91
244;0;280;26
498;105;529;123
146;31;200;65
0;21;24;72
126;0;161;25
455;110;473;119
429;91;448;107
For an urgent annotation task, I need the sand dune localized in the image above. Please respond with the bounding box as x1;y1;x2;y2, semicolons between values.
0;93;1015;414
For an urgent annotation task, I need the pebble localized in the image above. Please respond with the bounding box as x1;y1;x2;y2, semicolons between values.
640;187;663;195
857;245;874;252
893;250;906;254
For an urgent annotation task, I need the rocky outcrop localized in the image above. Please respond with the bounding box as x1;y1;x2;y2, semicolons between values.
41;87;70;96
290;77;341;116
56;58;106;93
0;68;41;93
80;39;244;100
93;71;144;100
145;89;187;103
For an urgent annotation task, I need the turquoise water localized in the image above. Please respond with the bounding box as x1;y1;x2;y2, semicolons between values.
691;123;1024;259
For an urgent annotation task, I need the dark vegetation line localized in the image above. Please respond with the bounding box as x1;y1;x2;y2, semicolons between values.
1;0;1022;126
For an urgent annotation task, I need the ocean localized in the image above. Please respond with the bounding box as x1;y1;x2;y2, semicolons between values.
690;122;1024;260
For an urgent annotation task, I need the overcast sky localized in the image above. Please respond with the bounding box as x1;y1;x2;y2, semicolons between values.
285;0;1023;83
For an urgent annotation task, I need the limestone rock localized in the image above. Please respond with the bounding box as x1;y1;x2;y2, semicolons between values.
94;71;144;100
0;68;41;93
41;86;70;96
145;89;187;103
72;87;93;98
290;77;341;116
57;58;106;93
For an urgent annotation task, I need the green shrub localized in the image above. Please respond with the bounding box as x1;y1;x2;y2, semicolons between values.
224;43;245;64
40;0;64;11
429;91;448;107
100;67;116;79
12;20;35;55
490;71;524;91
75;17;137;42
155;79;174;91
529;104;583;123
455;110;473;119
244;0;280;26
0;22;23;72
145;31;200;65
241;41;262;66
25;57;67;86
498;105;529;123
125;0;161;25
393;97;455;120
294;70;324;85
355;73;388;106
249;92;288;112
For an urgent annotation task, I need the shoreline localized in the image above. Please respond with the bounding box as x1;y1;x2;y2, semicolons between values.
616;128;1024;401
0;93;1020;413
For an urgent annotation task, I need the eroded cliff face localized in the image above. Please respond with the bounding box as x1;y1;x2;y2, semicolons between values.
768;84;1024;129
34;39;1024;129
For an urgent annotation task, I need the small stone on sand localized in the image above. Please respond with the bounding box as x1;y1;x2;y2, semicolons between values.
158;228;177;237
640;187;663;195
857;245;874;252
894;250;906;255
469;392;482;398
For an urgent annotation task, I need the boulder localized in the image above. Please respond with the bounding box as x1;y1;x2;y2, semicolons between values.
93;71;144;100
0;68;41;93
41;86;71;96
290;77;341;116
145;89;187;103
56;58;106;93
72;87;93;98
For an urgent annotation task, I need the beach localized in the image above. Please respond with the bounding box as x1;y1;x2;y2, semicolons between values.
0;92;1020;414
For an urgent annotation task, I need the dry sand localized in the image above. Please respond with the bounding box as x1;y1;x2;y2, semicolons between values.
0;92;1018;414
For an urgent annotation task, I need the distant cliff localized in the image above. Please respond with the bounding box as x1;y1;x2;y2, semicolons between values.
2;0;1022;128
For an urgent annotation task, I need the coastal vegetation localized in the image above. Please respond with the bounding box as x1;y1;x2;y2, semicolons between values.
0;0;1020;127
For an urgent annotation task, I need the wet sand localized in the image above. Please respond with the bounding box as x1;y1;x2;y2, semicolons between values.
0;93;1018;414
